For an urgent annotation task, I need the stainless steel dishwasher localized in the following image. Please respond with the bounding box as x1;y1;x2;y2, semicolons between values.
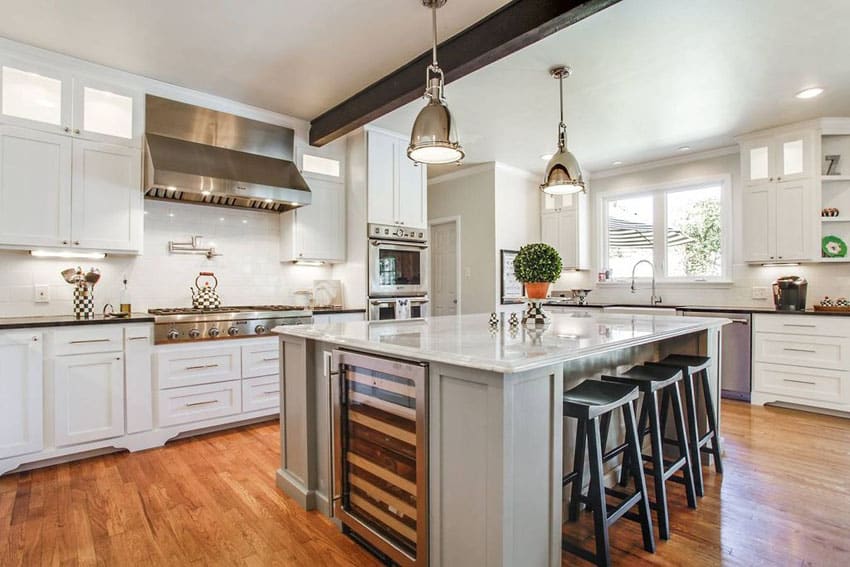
681;310;752;401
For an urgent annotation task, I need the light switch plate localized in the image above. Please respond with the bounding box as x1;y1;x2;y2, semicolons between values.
34;284;50;303
751;286;770;300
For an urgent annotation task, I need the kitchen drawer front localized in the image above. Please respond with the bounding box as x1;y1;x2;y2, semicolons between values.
123;325;152;346
753;314;850;337
754;332;850;371
155;345;241;389
157;380;241;428
242;375;280;413
753;362;849;404
53;326;123;356
241;339;280;379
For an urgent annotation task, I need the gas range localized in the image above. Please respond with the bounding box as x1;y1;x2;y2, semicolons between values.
149;305;313;344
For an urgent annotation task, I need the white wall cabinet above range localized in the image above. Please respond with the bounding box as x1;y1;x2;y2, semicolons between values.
0;57;143;147
540;191;589;270
365;128;427;229
280;175;346;263
0;125;142;253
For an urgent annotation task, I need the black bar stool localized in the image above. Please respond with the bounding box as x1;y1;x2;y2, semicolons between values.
648;354;723;497
562;380;655;567
601;365;697;540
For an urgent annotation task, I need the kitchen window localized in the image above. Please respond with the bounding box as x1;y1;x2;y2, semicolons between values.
599;177;731;282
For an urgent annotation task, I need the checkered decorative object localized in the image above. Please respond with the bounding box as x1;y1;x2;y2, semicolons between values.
509;313;520;328
73;286;94;320
489;312;500;328
193;292;221;310
522;300;550;329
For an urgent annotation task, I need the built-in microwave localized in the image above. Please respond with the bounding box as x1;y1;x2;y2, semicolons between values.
368;224;428;298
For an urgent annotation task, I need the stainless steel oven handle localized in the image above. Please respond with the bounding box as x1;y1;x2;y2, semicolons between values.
369;239;428;249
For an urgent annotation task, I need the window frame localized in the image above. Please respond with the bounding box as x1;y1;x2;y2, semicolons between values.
596;175;733;284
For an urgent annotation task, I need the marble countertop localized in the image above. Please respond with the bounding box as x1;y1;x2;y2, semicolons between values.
0;313;154;330
273;311;728;373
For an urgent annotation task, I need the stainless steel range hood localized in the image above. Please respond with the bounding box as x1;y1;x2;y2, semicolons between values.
144;95;311;212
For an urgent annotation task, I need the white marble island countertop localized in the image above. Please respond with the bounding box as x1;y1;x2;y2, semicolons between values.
274;311;729;373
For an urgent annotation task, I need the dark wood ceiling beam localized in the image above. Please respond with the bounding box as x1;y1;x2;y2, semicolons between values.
309;0;620;146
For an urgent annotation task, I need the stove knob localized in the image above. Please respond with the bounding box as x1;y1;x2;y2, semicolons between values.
188;328;201;339
394;228;404;237
254;324;267;334
167;329;180;340
208;327;220;337
227;326;239;336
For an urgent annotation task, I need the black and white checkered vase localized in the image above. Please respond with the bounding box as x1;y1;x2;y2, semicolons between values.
73;286;94;319
522;300;550;329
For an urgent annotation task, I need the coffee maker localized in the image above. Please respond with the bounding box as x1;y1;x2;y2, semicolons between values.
772;276;808;311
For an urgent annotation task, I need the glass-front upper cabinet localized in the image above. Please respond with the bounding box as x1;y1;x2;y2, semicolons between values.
742;138;774;186
0;57;141;147
742;131;815;186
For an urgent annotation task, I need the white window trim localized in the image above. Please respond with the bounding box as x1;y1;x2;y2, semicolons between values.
596;174;733;284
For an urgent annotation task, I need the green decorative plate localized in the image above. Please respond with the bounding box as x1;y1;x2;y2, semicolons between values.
822;235;848;258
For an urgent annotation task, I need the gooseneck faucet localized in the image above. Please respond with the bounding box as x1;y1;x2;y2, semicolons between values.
630;259;662;305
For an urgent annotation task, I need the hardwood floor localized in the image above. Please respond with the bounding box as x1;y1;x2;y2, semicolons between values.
1;402;849;566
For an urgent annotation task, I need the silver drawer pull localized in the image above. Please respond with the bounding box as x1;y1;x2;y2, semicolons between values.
263;389;280;395
729;318;749;325
783;324;816;328
262;357;279;362
185;399;218;407
185;363;220;370
128;336;148;341
70;338;111;344
783;347;816;353
783;378;816;385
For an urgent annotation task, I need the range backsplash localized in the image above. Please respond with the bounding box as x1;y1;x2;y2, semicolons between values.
0;200;333;317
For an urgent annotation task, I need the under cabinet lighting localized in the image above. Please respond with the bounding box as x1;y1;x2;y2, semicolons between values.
677;146;691;152
612;161;623;166
294;260;325;266
795;87;824;99
30;250;107;259
761;262;800;267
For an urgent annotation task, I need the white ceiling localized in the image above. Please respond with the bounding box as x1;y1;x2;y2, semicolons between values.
0;0;510;119
374;0;850;176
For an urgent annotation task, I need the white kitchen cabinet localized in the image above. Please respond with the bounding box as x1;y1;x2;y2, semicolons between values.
0;332;43;460
155;343;242;390
71;139;142;252
0;57;142;147
742;179;814;263
280;176;345;263
0;125;72;247
312;311;366;325
241;339;280;379
157;380;242;428
540;192;589;270
740;130;815;186
54;351;125;446
242;375;280;413
366;128;427;229
124;326;153;435
0;125;142;252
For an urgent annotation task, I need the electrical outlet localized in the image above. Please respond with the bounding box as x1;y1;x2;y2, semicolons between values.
751;286;770;300
34;285;50;303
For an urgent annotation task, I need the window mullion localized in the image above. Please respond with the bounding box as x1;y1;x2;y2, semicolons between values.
654;192;666;276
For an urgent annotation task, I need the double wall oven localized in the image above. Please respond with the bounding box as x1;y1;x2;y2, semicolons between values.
368;223;429;320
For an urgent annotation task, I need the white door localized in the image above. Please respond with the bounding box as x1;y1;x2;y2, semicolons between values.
367;130;397;225
742;183;774;262
295;177;345;261
72;76;142;147
0;332;43;459
431;220;459;316
54;352;125;446
0;59;72;134
397;142;427;228
775;180;811;261
70;139;142;251
0;125;72;247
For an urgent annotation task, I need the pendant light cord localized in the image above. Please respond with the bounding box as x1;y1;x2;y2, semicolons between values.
558;72;566;151
432;4;438;68
425;1;444;102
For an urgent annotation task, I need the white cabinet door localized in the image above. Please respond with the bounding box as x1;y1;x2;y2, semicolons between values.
124;326;153;434
541;212;559;250
0;59;72;134
0;125;72;247
776;131;815;182
775;180;811;261
558;208;578;269
54;352;125;446
293;177;345;261
72;77;142;147
0;332;43;459
742;183;774;262
71;140;142;252
741;138;775;186
367;130;397;225
396;142;427;228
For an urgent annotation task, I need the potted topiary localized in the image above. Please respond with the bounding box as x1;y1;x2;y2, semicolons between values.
513;243;563;299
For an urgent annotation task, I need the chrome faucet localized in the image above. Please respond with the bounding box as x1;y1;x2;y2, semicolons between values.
630;259;662;305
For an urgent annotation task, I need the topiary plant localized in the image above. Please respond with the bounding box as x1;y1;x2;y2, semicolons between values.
513;243;563;283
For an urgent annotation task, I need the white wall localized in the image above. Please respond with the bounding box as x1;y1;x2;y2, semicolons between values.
554;149;850;307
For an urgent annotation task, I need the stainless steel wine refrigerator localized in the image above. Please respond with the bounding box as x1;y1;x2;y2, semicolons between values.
331;350;428;567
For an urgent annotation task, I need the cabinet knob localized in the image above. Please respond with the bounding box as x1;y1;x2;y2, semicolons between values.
32;336;38;342
74;129;80;135
62;240;68;245
777;177;782;181
63;127;70;133
73;241;80;246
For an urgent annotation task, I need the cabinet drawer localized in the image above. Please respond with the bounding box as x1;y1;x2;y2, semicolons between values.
157;380;241;428
241;340;280;378
753;314;850;337
754;333;850;371
753;362;849;404
124;325;152;346
242;375;280;413
155;345;241;389
53;326;123;355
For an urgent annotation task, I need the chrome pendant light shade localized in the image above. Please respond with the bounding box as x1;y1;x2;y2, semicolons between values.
541;66;584;195
408;0;464;165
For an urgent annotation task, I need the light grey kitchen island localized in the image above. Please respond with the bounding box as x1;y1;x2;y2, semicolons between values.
273;311;728;567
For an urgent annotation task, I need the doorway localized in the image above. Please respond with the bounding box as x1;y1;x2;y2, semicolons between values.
429;217;460;316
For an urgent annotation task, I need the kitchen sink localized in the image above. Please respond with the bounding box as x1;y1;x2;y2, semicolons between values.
602;306;679;316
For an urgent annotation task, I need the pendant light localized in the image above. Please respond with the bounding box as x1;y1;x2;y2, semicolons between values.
541;66;584;195
407;0;464;165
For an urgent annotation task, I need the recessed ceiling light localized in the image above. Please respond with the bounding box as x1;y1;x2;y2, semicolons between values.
540;153;554;161
678;146;691;152
612;161;623;166
201;190;211;196
168;213;175;218
166;185;176;191
264;198;273;203
219;217;225;222
795;87;824;99
242;219;248;224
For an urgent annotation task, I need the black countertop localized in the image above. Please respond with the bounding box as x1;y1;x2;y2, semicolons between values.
0;313;155;330
312;307;367;315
